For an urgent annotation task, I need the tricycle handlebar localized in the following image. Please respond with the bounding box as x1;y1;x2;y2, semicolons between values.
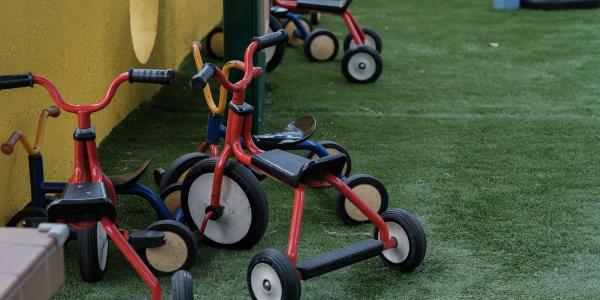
254;30;289;50
129;68;175;85
1;132;22;155
0;73;33;90
189;30;287;94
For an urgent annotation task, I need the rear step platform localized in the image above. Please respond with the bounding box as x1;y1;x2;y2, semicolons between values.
298;239;383;280
251;149;347;187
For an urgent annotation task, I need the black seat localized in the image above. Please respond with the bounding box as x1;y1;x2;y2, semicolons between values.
253;116;316;150
296;0;352;13
47;182;116;223
251;149;347;187
109;160;151;192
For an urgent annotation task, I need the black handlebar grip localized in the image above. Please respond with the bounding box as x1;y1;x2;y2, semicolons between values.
128;69;175;85
254;29;289;50
190;64;216;90
0;73;33;90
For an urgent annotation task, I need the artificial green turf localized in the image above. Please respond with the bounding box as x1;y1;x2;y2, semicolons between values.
55;1;600;299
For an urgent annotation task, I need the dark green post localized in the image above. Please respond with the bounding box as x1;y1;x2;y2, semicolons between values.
223;0;266;134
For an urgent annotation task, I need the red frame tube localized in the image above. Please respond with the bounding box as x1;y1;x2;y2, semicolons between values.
286;186;305;264
343;11;366;46
102;217;162;300
324;174;397;250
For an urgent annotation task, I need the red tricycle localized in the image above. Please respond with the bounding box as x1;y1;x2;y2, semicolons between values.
0;70;194;300
273;0;383;83
187;29;426;299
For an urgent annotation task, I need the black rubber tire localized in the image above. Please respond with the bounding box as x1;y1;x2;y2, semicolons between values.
247;249;301;300
341;46;383;84
205;27;225;59
304;140;352;178
77;223;108;283
283;16;312;47
138;220;197;276
181;158;269;249
172;270;194;300
343;27;383;53
160;182;184;216
335;174;389;225
6;206;47;227
373;209;427;271
266;15;286;72
304;29;339;62
159;152;211;192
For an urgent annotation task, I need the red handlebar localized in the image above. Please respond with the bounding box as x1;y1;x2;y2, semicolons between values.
32;73;130;114
211;41;261;92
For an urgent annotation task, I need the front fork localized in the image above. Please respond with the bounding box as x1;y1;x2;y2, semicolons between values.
342;10;366;46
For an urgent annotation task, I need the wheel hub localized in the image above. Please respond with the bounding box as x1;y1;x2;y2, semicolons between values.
262;279;272;292
359;62;366;70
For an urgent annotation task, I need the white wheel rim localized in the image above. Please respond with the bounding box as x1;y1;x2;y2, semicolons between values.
188;173;252;244
310;34;335;61
251;263;282;300
349;34;377;51
347;52;377;81
96;222;108;271
264;27;276;63
379;222;410;263
344;184;381;222
145;231;188;273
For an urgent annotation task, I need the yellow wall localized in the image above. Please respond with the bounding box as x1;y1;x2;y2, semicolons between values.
0;0;222;224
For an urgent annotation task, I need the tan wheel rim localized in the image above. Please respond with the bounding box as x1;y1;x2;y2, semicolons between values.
163;190;181;215
145;232;188;273
344;184;382;222
285;19;310;47
178;169;191;182
310;35;335;61
210;31;225;58
129;0;159;64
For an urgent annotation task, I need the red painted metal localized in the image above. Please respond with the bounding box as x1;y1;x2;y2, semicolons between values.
286;186;305;265
343;11;365;46
274;0;299;10
209;145;232;207
209;144;219;157
197;142;208;153
102;217;162;300
199;210;214;235
324;174;397;250
32;74;129;114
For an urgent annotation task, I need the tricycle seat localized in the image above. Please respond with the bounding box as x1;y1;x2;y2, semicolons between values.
109;159;151;192
296;0;352;13
271;5;289;17
251;149;347;187
47;182;116;223
253;115;316;150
